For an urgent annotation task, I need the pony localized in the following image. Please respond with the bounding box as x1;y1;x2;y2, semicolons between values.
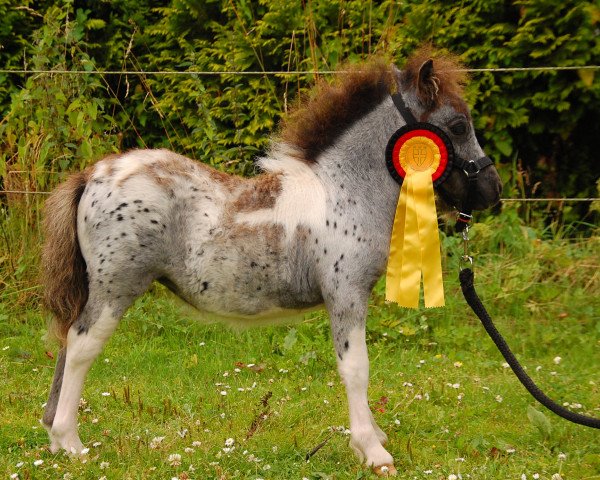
40;49;502;476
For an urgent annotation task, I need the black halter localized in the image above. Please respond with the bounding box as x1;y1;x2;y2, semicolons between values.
389;92;494;232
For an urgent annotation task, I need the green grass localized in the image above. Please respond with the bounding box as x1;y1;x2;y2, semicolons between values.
1;230;599;480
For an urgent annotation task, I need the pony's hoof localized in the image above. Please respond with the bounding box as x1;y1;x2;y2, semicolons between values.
373;464;397;477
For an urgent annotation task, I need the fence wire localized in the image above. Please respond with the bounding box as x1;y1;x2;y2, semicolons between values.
0;189;597;203
1;65;599;76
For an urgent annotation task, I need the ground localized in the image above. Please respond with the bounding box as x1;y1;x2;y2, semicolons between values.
1;234;599;479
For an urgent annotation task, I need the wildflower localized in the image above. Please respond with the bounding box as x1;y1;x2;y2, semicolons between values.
16;462;23;468
536;366;542;372
10;474;18;479
33;460;44;466
92;442;102;447
225;438;235;447
104;358;110;363
199;342;205;346
502;362;509;368
101;392;110;397
263;464;271;470
553;356;562;365
168;453;182;466
177;428;188;438
234;368;241;373
327;381;334;387
551;475;563;480
448;475;458;480
533;474;540;479
558;452;567;461
495;395;503;403
3;345;10;350
550;371;557;376
100;462;109;469
150;436;165;449
455;457;465;462
521;475;527;480
81;448;90;454
220;390;227;396
454;361;463;368
184;447;194;454
424;471;433;474
394;418;401;425
506;448;516;454
92;418;99;424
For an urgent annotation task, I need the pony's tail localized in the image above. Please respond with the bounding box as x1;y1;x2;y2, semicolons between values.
41;169;91;347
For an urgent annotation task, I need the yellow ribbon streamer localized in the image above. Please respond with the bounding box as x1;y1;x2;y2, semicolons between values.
385;142;445;308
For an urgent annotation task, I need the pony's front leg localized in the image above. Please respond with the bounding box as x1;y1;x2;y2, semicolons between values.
327;300;397;476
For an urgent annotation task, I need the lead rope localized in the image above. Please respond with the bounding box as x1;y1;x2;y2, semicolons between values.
458;225;600;429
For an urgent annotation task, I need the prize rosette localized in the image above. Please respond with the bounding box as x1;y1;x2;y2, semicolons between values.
384;124;452;308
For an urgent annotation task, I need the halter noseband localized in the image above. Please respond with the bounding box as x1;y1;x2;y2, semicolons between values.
388;92;493;231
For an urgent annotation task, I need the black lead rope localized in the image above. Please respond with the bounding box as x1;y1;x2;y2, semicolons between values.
459;267;600;429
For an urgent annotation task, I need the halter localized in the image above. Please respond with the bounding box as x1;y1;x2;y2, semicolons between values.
386;92;494;231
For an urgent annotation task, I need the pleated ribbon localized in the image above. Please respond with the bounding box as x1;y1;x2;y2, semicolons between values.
385;141;445;308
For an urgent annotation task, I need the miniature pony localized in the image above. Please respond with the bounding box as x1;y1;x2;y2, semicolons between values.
41;50;501;475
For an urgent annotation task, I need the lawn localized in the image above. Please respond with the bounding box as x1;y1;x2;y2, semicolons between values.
1;224;599;480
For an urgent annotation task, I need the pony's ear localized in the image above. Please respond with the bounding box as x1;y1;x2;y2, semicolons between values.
417;59;439;105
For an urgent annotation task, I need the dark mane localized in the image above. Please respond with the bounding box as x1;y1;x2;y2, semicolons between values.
279;49;469;163
279;59;395;163
400;46;468;113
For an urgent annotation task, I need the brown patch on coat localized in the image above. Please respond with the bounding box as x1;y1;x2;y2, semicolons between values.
232;174;282;213
42;166;94;346
400;46;470;117
280;58;395;163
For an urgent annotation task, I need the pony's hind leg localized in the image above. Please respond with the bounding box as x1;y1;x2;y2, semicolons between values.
328;299;396;476
42;349;67;452
44;300;121;453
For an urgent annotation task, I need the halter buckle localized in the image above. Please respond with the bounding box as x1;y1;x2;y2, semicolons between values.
463;160;480;178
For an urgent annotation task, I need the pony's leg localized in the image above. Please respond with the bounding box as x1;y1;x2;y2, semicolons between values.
44;285;136;454
42;348;66;452
328;301;396;475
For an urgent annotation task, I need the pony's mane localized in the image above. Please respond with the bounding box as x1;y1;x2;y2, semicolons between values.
278;48;469;163
279;58;395;163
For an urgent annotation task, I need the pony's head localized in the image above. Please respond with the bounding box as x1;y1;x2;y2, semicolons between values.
395;49;502;211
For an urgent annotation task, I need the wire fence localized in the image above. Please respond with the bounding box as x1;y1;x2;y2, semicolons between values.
0;189;597;203
1;65;599;76
1;63;598;206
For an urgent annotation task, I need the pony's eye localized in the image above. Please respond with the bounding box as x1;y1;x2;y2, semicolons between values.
449;121;467;136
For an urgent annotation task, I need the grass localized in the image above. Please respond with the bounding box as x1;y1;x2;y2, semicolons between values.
0;222;599;480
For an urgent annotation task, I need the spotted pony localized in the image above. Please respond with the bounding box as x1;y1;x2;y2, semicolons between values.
41;49;501;475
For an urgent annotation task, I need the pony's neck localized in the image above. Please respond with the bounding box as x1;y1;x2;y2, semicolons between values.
313;97;404;240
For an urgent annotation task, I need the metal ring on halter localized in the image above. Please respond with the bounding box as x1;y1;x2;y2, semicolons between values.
460;255;473;270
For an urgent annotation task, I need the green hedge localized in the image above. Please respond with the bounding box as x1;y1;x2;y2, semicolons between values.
1;0;599;208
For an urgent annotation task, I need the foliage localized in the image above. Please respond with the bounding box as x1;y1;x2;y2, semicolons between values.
0;0;598;293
